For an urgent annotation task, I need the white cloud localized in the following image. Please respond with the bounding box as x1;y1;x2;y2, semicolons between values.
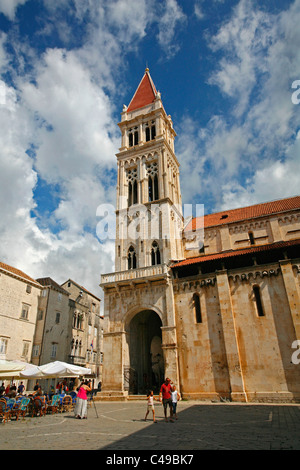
177;0;300;212
220;141;300;210
194;1;205;20
156;0;186;57
21;48;118;182
0;0;28;19
0;0;189;299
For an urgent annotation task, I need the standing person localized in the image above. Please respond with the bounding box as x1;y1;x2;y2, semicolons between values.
74;380;92;419
144;390;158;423
159;377;174;423
171;385;181;420
17;381;25;395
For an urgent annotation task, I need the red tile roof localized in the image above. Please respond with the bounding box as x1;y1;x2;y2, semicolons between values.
172;238;300;268
0;261;42;286
186;195;300;231
127;69;157;113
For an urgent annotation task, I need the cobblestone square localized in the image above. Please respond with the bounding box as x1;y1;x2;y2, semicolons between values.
1;400;300;452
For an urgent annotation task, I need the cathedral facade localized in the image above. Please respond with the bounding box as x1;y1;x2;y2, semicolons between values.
100;69;300;403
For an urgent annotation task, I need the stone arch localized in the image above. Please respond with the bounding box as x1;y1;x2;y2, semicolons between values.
124;306;165;394
124;303;164;330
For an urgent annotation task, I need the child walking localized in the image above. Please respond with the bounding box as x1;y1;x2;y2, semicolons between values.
145;390;158;423
171;385;181;420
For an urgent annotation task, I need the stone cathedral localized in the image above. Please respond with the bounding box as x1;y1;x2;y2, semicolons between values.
100;69;300;403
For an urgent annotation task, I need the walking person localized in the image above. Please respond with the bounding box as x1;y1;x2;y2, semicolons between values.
171;385;181;420
144;390;158;423
74;380;92;419
159;377;174;422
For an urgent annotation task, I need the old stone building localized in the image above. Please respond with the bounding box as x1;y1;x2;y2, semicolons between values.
61;279;103;383
100;69;300;402
34;277;103;387
0;262;42;363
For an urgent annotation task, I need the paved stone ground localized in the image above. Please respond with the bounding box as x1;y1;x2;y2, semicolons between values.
0;400;300;452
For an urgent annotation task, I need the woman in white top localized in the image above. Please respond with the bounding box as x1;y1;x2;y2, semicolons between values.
171;385;181;420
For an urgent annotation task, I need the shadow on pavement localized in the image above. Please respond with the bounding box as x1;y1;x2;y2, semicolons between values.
99;403;300;451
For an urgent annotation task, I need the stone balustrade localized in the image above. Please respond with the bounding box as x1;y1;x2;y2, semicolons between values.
101;263;169;286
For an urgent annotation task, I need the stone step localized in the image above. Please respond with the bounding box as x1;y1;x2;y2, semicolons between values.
127;395;148;401
93;391;128;401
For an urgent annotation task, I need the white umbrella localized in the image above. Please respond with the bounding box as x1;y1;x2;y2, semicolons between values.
19;361;91;379
39;361;91;378
0;360;26;378
19;364;46;379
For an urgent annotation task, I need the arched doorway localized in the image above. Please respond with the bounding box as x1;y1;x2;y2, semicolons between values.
125;310;164;394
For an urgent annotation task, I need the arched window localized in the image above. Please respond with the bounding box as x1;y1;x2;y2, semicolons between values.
128;246;137;270
151;241;161;266
127;168;138;206
193;293;202;323
147;165;159;202
145;123;156;142
128;128;138;147
253;285;265;317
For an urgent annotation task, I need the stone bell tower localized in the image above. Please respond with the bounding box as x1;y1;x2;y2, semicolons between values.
115;68;184;272
100;69;183;398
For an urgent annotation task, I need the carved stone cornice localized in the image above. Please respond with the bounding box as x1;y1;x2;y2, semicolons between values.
228;267;281;283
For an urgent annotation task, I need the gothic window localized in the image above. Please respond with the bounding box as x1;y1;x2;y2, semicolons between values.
128;127;138;147
147;161;159;202
145;122;156;142
193;293;202;323
151;241;161;266
127;167;138;206
128;246;137;269
253;285;265;317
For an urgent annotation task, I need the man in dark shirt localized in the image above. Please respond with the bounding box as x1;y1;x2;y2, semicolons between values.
159;377;174;422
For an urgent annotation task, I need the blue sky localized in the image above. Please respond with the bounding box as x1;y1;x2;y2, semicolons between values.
0;0;299;300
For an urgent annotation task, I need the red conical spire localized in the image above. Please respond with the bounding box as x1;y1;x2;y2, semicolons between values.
127;68;157;112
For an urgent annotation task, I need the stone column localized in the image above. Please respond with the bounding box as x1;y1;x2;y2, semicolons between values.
161;280;180;388
100;329;128;399
280;259;300;338
216;269;247;402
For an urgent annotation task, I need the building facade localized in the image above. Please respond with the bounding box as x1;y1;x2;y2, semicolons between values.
100;68;300;403
34;277;103;386
0;262;42;363
61;279;103;383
